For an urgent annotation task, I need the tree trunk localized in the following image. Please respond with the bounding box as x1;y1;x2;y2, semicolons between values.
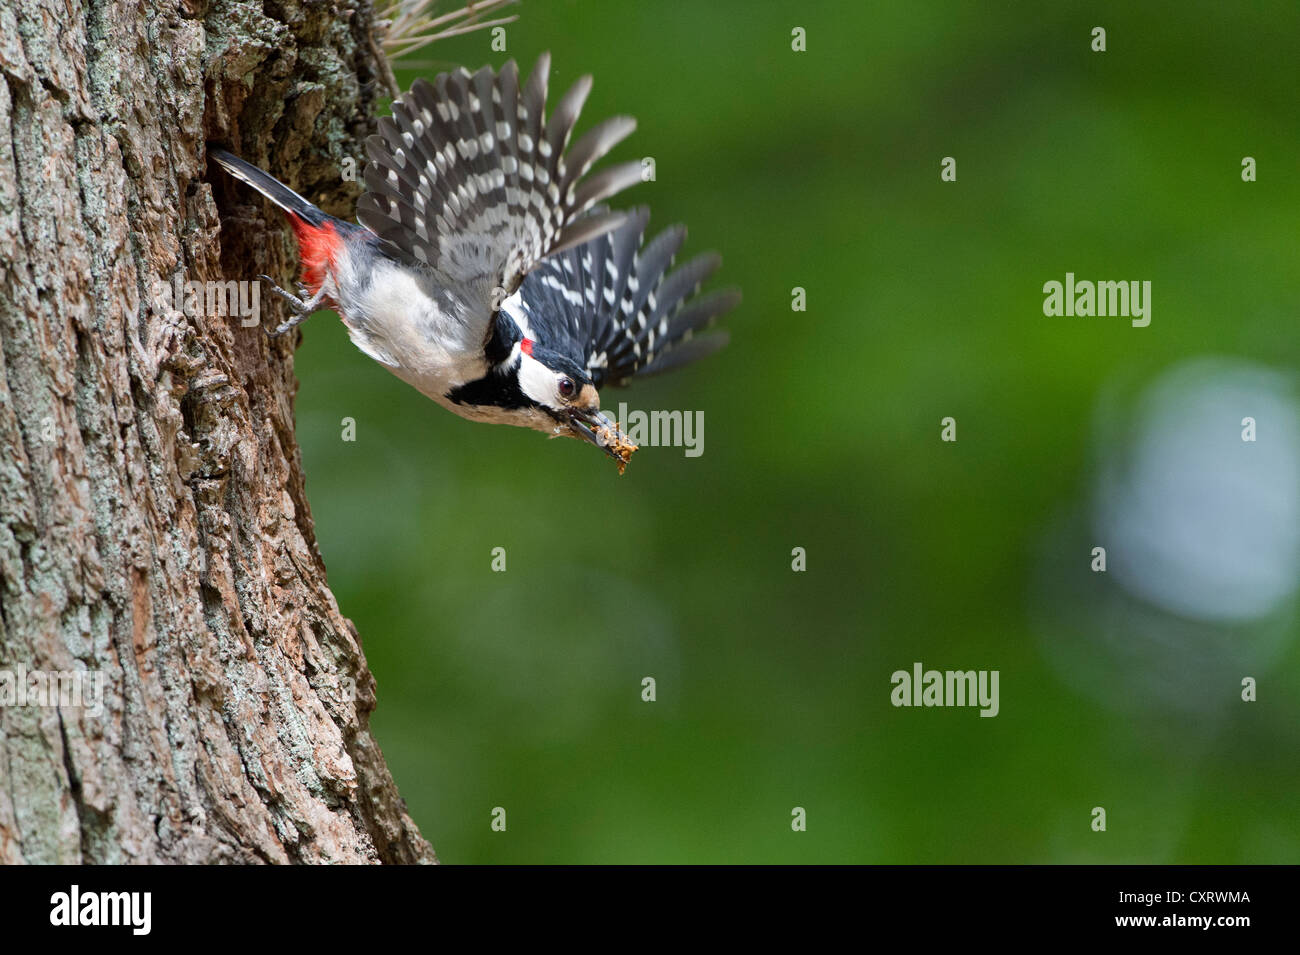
0;0;434;863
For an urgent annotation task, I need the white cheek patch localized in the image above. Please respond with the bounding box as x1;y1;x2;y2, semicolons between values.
516;354;560;407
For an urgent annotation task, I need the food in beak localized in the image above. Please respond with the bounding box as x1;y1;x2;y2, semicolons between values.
569;410;637;474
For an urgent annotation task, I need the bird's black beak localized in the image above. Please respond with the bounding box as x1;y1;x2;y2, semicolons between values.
567;407;637;472
567;407;618;457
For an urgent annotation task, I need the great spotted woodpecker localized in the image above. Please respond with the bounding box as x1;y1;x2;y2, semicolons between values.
211;54;738;470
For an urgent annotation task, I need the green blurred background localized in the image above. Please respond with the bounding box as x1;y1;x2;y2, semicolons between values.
293;1;1300;862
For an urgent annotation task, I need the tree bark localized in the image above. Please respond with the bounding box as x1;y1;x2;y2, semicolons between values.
0;0;434;863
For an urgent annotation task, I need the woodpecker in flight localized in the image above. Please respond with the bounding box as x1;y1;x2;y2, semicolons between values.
211;54;738;471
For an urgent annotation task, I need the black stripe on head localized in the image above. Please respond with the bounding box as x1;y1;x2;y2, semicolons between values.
525;343;592;386
484;311;524;367
447;367;532;411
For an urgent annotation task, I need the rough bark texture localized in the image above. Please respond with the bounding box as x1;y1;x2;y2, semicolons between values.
0;0;435;863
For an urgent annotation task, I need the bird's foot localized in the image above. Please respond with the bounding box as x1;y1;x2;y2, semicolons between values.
259;276;327;336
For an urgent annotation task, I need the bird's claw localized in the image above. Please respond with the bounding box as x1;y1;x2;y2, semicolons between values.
258;274;324;335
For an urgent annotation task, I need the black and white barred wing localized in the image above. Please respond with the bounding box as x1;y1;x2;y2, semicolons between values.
356;54;642;332
521;207;740;388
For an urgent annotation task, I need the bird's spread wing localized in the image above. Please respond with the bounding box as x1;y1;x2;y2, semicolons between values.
518;207;740;388
356;54;643;345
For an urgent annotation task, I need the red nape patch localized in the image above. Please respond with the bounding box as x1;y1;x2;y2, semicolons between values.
521;338;535;356
288;215;340;293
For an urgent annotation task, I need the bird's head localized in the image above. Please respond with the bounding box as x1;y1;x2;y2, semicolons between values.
514;341;635;469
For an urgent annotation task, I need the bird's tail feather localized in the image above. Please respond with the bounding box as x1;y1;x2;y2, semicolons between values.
209;148;328;227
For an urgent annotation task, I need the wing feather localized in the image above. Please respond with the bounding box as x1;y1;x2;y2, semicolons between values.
518;208;739;388
357;54;641;345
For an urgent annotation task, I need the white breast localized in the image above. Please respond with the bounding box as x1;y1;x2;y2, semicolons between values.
333;251;488;416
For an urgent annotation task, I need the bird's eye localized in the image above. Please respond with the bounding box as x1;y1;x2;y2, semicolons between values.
558;377;577;399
